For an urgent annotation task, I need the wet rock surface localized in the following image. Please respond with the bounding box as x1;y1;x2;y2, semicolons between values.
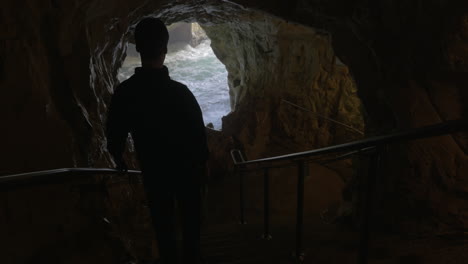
1;0;467;262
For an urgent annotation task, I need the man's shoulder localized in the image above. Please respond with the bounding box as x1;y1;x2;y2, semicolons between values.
113;76;138;95
168;79;188;90
168;80;193;97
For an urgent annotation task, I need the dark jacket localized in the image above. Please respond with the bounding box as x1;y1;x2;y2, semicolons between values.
106;66;209;174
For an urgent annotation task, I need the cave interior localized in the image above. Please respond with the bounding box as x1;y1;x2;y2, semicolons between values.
1;0;467;263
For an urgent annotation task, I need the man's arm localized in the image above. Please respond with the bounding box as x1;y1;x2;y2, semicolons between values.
106;88;129;171
182;87;210;164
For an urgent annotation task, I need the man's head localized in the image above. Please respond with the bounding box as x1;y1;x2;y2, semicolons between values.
134;17;169;61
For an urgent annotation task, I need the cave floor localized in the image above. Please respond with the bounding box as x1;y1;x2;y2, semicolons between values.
201;219;468;264
200;174;468;264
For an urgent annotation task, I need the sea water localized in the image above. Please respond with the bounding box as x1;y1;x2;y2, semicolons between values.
118;40;230;130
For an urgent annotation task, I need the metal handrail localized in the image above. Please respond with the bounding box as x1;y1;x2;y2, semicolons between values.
233;118;468;166
0;168;142;184
231;147;376;172
230;118;468;263
1;119;466;263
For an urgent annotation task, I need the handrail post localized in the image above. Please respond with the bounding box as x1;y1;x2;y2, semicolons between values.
231;149;247;225
262;167;272;240
294;160;307;262
358;146;382;264
238;165;247;225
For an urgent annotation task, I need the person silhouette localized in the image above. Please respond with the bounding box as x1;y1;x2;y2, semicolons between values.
106;17;209;264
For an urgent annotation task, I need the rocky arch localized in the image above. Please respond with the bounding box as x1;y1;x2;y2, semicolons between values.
2;0;467;224
88;1;468;234
0;0;366;171
93;5;366;228
1;0;468;262
95;2;365;166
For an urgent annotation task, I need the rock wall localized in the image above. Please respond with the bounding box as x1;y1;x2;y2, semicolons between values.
202;12;363;172
287;0;468;232
167;22;208;47
201;14;363;231
0;0;467;262
167;22;192;45
190;23;208;47
200;0;468;232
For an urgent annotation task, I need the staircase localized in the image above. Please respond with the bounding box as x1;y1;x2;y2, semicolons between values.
1;119;467;264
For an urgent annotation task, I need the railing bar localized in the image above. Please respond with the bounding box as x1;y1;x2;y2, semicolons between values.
358;146;381;264
239;166;246;224
235;119;467;166
263;167;271;239
319;147;375;165
295;161;306;261
0;168;69;179
237;147;376;173
0;168;141;184
230;149;246;165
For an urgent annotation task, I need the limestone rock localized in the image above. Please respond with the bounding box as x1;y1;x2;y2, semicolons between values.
190;22;208;47
1;0;467;262
168;22;192;45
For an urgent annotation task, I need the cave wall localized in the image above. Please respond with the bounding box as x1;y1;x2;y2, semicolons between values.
0;0;362;189
282;0;468;231
0;0;467;261
167;22;192;45
199;0;468;232
201;12;364;202
201;11;363;227
203;14;363;160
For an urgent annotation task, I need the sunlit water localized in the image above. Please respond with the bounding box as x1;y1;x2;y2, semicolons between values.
118;40;230;130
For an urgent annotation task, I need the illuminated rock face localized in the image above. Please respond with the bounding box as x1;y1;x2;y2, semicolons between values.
0;0;467;261
167;22;193;45
204;15;364;154
0;1;363;181
166;22;208;47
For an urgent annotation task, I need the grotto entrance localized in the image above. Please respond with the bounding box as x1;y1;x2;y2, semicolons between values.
110;12;366;260
113;10;366;229
117;22;230;130
2;0;468;262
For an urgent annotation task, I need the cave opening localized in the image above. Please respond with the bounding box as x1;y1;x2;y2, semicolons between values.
117;22;230;131
112;11;366;223
2;1;468;262
80;6;368;261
